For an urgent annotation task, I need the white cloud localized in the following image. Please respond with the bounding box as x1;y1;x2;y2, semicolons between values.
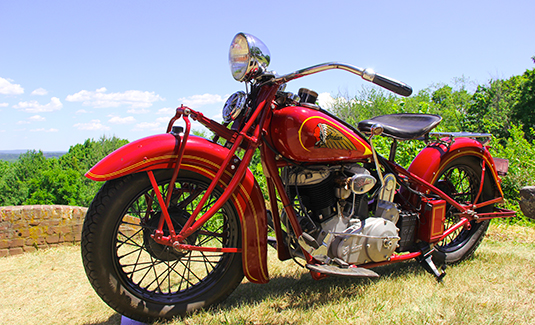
156;117;170;123
0;103;9;107
76;109;89;114
132;121;161;132
127;108;150;114
177;93;224;108
66;87;164;108
17;115;46;124
29;115;46;122
13;97;63;113
31;88;48;96
212;112;223;122
317;92;335;109
157;107;176;115
0;77;24;95
108;115;136;124
73;119;110;131
30;128;58;132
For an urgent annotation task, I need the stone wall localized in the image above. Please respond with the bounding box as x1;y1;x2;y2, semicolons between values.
0;205;87;257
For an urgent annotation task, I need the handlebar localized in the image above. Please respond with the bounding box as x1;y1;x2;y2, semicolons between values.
272;62;412;97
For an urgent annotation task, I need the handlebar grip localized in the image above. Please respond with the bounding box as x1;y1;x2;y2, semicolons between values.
372;73;413;97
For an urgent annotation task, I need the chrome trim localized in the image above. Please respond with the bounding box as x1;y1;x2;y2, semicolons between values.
273;62;367;84
222;91;248;122
229;33;271;82
429;132;492;146
362;68;376;82
429;131;492;139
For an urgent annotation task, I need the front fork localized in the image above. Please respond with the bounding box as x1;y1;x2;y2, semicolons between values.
144;107;245;254
146;84;279;254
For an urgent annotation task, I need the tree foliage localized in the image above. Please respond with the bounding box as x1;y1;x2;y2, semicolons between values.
328;65;535;222
0;63;534;225
0;136;128;207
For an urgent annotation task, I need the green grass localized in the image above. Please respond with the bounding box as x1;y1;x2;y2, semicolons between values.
1;223;534;325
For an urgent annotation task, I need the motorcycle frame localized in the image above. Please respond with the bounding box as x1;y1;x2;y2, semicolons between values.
86;71;516;282
159;82;513;262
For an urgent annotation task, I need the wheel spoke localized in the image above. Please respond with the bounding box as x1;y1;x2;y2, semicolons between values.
90;170;242;309
434;161;489;257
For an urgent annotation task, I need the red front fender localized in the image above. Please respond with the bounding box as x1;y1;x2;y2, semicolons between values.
86;134;269;284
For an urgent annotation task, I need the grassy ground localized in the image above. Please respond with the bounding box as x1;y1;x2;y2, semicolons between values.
0;223;534;325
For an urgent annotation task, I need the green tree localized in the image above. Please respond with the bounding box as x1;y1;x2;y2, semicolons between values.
511;68;535;141
430;82;472;131
0;151;50;206
0;136;128;207
466;75;523;141
58;135;129;206
24;167;83;205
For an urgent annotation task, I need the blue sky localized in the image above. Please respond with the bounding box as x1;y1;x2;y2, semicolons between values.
1;1;534;151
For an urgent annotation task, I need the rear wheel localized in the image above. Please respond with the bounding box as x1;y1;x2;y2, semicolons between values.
81;169;243;322
433;157;493;264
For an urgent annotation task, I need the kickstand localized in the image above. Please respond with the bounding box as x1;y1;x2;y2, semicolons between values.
418;248;446;282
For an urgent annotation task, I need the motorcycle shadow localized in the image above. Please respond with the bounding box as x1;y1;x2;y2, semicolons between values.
82;260;433;324
215;259;428;314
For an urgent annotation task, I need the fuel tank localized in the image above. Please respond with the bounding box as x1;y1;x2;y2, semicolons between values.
269;106;372;163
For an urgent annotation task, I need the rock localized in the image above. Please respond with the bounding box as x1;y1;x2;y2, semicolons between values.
519;186;535;220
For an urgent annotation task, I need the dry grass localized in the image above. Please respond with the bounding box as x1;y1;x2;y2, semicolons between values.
1;223;534;325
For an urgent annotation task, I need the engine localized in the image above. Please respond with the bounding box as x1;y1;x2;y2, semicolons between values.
283;164;402;265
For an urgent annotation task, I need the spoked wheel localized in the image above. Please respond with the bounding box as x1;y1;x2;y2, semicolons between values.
434;157;493;264
81;169;243;322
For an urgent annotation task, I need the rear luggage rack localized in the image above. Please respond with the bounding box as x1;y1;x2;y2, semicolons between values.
429;131;492;146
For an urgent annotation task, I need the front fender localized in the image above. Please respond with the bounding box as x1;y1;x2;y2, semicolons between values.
86;134;269;284
408;137;504;197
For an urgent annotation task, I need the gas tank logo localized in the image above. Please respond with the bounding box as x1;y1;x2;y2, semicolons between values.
313;123;357;150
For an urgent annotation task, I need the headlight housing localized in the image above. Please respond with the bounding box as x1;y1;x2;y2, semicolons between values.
222;91;247;123
229;33;270;82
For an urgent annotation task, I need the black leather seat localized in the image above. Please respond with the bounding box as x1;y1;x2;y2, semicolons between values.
358;113;442;140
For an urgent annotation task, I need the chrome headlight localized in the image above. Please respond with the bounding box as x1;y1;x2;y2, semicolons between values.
222;91;247;123
229;33;270;82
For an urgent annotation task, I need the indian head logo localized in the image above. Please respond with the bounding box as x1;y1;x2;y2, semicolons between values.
313;123;358;150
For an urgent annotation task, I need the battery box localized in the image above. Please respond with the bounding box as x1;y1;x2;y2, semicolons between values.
418;198;446;243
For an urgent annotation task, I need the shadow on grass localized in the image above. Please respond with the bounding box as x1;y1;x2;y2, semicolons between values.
84;258;455;324
213;259;428;313
83;313;122;325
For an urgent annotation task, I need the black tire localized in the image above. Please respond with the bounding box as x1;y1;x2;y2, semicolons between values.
81;169;243;322
434;156;493;264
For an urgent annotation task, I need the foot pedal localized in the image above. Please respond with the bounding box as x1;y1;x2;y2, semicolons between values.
306;264;379;278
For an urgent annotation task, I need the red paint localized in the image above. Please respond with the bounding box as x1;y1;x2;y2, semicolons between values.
85;134;269;284
403;137;506;243
407;137;503;197
269;106;372;162
418;198;446;243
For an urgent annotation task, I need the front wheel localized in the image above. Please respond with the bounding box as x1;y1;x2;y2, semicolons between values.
81;169;243;322
433;157;493;264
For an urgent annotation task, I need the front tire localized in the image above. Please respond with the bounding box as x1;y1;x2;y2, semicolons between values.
433;157;493;264
81;169;243;322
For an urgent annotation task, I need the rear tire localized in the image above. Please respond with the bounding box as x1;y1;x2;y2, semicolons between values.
81;169;243;322
433;157;493;264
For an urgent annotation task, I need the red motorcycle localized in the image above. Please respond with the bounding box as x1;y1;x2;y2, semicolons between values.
81;32;514;322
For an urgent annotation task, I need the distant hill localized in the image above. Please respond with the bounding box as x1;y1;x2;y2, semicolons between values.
0;150;67;162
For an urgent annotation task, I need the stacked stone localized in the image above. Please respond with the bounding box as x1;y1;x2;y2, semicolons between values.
0;205;87;257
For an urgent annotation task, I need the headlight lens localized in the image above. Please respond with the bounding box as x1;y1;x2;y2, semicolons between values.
229;33;270;82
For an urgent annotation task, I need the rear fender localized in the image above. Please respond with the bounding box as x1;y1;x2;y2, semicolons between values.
86;134;269;284
407;137;504;197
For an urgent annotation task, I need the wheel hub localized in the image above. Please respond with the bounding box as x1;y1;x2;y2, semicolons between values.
143;207;197;261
